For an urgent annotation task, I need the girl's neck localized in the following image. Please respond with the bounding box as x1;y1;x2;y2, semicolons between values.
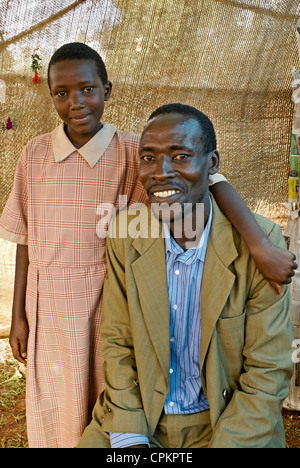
64;122;103;149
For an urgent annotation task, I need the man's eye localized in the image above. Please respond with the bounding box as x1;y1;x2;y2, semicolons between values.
174;154;188;160
141;155;154;162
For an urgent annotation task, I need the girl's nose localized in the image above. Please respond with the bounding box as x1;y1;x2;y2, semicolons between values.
70;91;84;109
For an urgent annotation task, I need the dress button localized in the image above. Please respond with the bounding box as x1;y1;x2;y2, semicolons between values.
223;389;228;399
169;402;175;407
175;270;180;275
173;304;178;310
169;369;174;374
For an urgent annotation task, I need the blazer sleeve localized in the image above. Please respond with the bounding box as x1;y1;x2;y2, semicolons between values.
209;223;294;448
99;226;149;437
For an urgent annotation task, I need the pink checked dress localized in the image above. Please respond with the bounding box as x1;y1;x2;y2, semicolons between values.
0;123;147;448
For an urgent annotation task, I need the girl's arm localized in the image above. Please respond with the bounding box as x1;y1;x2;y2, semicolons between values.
210;179;297;294
9;244;29;365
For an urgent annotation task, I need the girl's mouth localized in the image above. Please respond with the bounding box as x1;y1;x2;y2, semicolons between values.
71;114;91;124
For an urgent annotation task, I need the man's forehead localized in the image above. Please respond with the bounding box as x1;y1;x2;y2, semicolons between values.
141;113;203;144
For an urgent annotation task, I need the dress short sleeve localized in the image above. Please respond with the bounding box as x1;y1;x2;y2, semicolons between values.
0;150;28;245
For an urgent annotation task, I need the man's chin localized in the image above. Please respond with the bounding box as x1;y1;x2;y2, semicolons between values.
150;201;184;223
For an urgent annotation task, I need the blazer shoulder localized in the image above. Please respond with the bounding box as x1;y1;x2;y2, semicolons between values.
252;212;282;237
252;213;287;251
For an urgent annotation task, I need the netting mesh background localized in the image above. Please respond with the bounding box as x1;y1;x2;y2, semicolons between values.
0;0;300;225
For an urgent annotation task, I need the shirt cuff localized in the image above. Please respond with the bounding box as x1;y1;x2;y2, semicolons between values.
209;173;228;186
110;433;150;448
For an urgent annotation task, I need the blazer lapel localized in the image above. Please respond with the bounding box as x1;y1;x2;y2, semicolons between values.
129;200;239;387
131;209;171;382
200;198;238;373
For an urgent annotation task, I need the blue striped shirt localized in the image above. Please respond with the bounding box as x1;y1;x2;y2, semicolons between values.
110;202;212;448
164;205;211;415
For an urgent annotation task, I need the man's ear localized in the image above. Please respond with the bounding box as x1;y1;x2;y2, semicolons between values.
208;150;220;175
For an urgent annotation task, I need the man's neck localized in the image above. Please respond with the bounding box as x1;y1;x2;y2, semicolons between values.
169;196;211;251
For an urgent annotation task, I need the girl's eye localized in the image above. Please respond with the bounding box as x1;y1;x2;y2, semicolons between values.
82;86;94;94
57;91;67;97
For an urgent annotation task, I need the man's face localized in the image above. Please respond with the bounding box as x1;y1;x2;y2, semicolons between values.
49;59;112;147
139;113;219;222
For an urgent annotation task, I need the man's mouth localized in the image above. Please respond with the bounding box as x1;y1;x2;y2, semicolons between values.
152;189;182;199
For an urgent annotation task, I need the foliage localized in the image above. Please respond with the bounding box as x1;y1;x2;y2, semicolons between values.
0;358;27;448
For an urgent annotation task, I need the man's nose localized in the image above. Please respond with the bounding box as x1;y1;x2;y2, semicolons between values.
152;156;175;180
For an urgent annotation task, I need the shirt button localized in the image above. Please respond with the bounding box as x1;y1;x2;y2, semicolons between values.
170;337;175;343
175;270;180;275
169;369;174;374
173;304;178;310
169;402;175;407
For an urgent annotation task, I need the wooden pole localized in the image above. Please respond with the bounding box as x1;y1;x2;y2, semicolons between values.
284;20;300;411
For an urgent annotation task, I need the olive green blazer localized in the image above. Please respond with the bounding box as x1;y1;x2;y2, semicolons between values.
78;197;294;448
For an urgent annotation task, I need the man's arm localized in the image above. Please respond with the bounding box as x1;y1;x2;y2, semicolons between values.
209;223;294;448
99;228;149;441
110;433;149;448
210;178;297;293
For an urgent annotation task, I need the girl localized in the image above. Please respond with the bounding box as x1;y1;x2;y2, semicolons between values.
0;43;296;448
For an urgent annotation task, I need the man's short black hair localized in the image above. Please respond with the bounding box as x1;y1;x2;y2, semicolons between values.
148;103;217;154
48;42;108;88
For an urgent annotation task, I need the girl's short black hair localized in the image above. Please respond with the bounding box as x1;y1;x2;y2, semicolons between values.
48;42;108;88
148;103;217;154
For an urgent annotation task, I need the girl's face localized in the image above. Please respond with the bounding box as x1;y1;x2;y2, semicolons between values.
49;59;112;148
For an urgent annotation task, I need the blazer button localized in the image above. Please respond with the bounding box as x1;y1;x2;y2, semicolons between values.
222;389;229;399
134;378;140;387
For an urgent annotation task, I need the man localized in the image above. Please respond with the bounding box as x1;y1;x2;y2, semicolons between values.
78;103;294;448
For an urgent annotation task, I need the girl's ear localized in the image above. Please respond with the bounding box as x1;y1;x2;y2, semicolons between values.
208;150;220;175
104;81;112;102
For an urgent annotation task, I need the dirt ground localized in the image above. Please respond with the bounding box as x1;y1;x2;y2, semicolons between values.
0;341;27;448
0;339;299;449
283;408;300;449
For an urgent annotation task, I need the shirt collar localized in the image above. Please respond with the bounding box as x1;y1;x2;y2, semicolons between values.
51;122;117;168
163;198;212;263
